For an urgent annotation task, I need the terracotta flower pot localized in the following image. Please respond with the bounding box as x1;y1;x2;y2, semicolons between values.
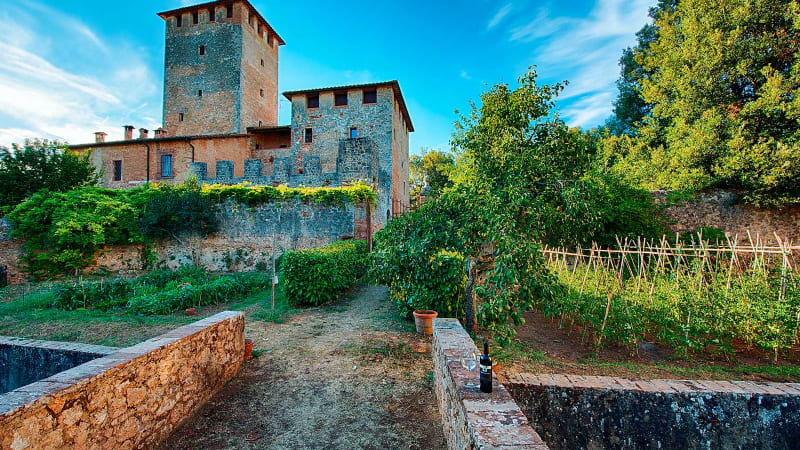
185;308;196;316
413;310;438;336
244;339;254;361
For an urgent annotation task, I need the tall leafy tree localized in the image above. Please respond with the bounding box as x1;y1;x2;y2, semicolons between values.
606;0;678;136
374;69;666;343
0;140;100;210
605;0;800;206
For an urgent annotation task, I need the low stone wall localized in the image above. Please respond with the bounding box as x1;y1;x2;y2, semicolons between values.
0;311;244;449
656;189;800;243
506;373;800;450
431;318;547;449
0;337;117;394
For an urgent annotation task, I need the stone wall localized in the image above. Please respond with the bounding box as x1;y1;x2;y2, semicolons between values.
656;190;800;243
0;198;365;283
0;311;244;449
506;373;800;450
1;337;117;395
431;319;548;449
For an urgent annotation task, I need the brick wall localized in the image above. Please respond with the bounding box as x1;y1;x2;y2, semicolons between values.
506;373;800;449
656;190;800;243
431;319;548;449
0;312;244;449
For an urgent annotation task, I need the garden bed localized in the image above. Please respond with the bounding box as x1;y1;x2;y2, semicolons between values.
497;310;800;382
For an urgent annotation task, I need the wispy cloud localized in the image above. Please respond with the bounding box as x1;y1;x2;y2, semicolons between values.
460;71;472;80
505;0;652;128
0;2;160;146
488;3;513;30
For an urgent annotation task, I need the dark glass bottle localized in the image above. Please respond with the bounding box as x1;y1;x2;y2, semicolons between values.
480;339;492;393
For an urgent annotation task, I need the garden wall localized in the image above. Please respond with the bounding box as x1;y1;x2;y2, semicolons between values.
505;373;800;450
431;318;548;450
656;189;800;243
0;311;244;449
0;198;369;284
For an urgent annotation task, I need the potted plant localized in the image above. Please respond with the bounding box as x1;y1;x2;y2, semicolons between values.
244;339;254;361
413;310;438;336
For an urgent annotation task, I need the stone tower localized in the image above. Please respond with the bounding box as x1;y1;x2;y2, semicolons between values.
158;1;284;136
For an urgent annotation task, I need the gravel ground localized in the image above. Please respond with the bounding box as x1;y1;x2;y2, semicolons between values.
162;285;446;450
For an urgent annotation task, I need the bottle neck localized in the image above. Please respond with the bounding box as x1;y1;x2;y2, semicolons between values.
483;341;489;355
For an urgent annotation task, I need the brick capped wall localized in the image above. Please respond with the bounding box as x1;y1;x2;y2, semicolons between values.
431;319;548;449
506;373;800;450
0;312;244;449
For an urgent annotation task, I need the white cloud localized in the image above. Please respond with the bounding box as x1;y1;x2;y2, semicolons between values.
488;3;513;30
505;0;652;128
0;2;161;147
460;71;472;80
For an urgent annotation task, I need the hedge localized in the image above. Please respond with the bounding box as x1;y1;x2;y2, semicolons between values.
282;240;368;306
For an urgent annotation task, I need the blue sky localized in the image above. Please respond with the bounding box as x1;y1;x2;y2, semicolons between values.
0;0;654;153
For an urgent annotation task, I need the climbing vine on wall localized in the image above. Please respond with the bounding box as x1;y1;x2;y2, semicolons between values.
6;181;376;279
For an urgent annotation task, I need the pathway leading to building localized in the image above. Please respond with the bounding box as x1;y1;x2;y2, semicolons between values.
162;285;446;449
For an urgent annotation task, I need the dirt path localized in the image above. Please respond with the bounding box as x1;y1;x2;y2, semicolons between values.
162;285;446;449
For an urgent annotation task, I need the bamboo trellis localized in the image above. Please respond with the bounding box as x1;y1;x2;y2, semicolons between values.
542;231;798;300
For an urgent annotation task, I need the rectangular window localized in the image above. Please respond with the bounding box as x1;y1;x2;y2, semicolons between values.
260;88;265;97
179;113;184;122
335;91;348;107
113;160;122;181
198;89;203;97
199;45;205;55
304;128;313;144
176;15;182;27
307;94;319;109
227;5;233;18
193;12;199;25
161;154;173;178
260;59;264;67
350;127;358;139
209;9;215;22
267;33;273;46
363;89;377;104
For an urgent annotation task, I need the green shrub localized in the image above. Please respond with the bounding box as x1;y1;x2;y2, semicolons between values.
128;272;268;315
282;240;368;306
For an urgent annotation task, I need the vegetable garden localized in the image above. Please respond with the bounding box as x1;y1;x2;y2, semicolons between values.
541;233;799;362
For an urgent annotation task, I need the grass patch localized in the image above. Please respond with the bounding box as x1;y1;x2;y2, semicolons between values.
498;338;800;382
492;339;548;365
345;338;419;367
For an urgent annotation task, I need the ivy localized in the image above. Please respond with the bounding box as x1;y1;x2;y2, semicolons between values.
200;181;377;207
7;182;376;279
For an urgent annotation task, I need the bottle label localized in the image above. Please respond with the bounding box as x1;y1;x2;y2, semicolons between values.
480;364;490;374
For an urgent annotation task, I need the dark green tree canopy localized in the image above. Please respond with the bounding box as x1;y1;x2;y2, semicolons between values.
0;139;100;210
606;0;677;136
604;0;800;206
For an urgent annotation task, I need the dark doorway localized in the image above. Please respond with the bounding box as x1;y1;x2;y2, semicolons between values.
0;265;7;288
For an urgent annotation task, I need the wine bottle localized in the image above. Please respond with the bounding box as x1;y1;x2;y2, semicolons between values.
479;338;492;393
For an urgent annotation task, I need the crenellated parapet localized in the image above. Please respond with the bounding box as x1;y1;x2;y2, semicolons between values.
191;137;378;189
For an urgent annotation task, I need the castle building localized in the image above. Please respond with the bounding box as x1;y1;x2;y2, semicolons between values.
70;0;412;226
